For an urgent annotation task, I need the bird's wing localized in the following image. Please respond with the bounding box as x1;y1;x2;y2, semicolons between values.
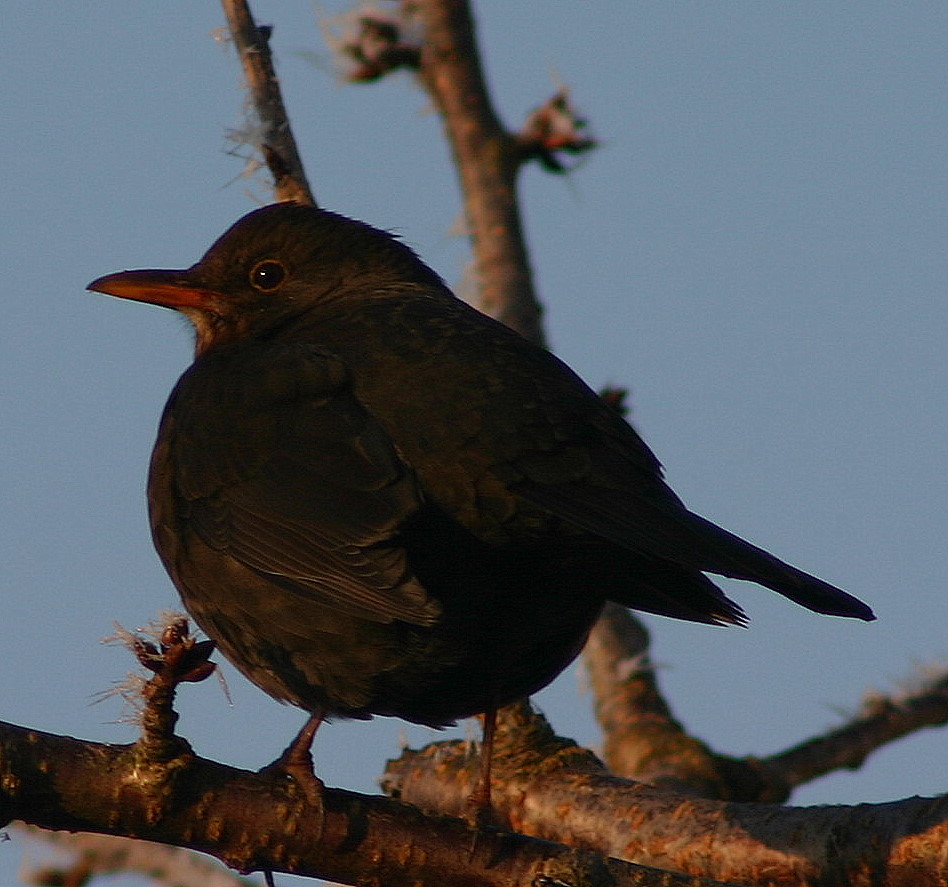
507;396;872;620
498;380;699;560
155;343;440;626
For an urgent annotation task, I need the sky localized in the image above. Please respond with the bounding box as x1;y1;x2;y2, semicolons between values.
3;2;948;884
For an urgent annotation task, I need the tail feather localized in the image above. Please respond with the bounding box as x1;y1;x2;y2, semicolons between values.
515;475;874;622
610;558;749;626
683;513;875;621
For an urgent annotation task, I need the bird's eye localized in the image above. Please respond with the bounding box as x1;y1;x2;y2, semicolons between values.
249;259;287;292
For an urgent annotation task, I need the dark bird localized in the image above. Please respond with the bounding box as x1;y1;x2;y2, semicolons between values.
89;203;873;795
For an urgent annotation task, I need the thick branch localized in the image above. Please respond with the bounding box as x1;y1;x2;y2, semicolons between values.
384;728;948;887
221;0;315;205
413;0;545;345
0;721;729;887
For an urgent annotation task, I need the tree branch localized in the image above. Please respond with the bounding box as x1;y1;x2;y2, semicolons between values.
384;718;948;887
0;720;733;887
412;0;545;345
583;603;759;799
221;0;315;205
585;603;948;801
761;667;948;790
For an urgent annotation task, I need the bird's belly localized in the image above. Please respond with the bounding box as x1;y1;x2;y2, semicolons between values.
160;532;603;727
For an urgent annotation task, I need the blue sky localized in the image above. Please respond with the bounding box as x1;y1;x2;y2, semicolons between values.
3;3;948;882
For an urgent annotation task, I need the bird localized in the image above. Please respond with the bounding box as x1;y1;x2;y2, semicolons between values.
88;202;873;803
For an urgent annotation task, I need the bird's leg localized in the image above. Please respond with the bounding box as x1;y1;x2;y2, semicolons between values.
260;711;325;808
466;706;497;827
257;713;326;883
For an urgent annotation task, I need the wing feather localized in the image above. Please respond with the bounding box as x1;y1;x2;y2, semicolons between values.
154;343;440;626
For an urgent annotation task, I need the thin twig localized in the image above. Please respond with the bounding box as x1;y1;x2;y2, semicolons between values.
221;0;315;205
585;603;948;803
762;668;948;789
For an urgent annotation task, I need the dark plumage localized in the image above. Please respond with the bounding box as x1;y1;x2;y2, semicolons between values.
89;202;873;730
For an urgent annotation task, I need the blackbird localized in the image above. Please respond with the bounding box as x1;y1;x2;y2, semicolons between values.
89;202;872;751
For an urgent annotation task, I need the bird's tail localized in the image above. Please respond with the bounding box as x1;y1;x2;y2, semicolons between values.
681;512;875;621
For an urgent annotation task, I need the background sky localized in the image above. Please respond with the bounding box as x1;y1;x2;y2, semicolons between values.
3;3;947;884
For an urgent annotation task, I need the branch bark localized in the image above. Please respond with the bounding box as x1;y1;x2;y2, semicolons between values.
0;720;732;887
583;604;758;800
384;715;948;887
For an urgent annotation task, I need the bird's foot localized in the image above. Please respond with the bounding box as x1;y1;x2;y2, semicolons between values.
464;779;495;830
259;717;325;884
259;713;326;810
466;708;497;824
463;708;500;858
464;782;502;861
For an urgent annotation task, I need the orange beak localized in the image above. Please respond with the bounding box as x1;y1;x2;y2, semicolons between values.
87;269;218;310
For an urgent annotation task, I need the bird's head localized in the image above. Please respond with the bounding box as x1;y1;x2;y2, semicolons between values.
88;202;445;355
